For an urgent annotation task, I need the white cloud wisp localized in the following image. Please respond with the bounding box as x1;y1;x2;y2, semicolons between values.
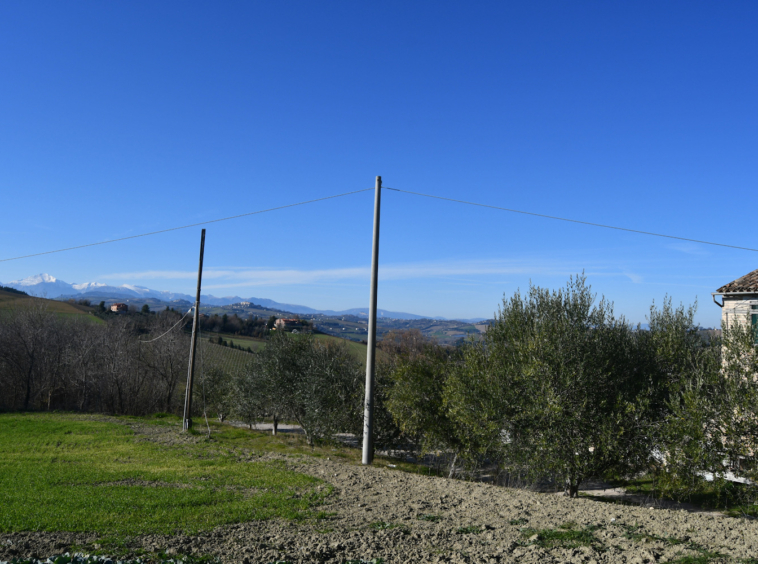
99;258;634;290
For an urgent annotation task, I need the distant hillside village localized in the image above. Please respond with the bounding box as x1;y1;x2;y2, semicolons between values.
273;317;311;333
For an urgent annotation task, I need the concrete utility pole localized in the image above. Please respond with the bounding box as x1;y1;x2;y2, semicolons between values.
362;176;382;464
183;228;206;431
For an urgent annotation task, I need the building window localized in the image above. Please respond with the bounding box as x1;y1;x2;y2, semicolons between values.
752;304;758;345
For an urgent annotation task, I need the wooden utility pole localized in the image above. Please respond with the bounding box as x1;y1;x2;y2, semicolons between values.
183;228;206;431
362;176;382;464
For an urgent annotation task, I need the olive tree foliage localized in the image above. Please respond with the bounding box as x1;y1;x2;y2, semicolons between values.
362;330;430;449
229;362;265;430
655;306;758;505
713;320;758;500
294;338;364;446
231;332;311;435
444;275;663;497
198;365;233;422
232;333;363;446
643;299;714;496
336;277;758;502
383;334;464;476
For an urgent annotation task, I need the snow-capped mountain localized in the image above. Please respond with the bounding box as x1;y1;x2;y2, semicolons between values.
2;274;248;306
1;274;478;321
5;273;80;298
3;274;192;302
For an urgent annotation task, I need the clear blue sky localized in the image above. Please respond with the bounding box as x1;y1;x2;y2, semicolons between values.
1;1;756;326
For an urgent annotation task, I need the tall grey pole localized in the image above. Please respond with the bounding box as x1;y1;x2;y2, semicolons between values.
183;228;206;431
362;176;381;464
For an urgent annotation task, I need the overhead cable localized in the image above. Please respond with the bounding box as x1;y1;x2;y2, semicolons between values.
0;187;374;262
138;307;194;344
384;187;758;253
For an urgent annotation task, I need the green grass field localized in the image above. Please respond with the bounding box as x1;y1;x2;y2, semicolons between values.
0;413;328;536
312;332;371;362
200;341;255;375
206;331;376;364
205;332;266;352
0;289;102;323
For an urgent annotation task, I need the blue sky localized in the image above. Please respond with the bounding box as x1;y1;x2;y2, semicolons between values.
1;1;756;325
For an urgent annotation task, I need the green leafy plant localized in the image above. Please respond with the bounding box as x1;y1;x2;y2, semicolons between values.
456;526;482;534
445;275;667;497
232;333;362;445
521;522;603;550
417;514;442;522
509;518;528;526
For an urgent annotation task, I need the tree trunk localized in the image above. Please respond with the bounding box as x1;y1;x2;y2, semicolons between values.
165;386;174;414
567;478;580;498
23;362;34;411
24;377;32;410
448;453;458;479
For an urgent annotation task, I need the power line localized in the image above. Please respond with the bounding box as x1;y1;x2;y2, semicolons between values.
6;183;754;262
138;307;194;344
0;187;374;263
385;187;758;253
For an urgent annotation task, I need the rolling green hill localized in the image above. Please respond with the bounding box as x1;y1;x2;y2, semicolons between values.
200;330;381;365
204;332;267;352
0;289;102;322
200;340;255;376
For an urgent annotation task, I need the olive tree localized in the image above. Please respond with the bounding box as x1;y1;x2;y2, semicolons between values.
293;338;363;446
198;365;233;422
445;275;659;497
655;305;758;505
232;332;307;434
230;362;269;429
233;333;363;445
384;337;464;477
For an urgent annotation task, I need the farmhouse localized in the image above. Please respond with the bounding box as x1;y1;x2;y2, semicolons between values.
274;318;303;331
713;268;758;341
110;303;128;313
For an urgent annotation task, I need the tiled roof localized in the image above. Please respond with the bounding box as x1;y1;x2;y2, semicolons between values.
717;268;758;293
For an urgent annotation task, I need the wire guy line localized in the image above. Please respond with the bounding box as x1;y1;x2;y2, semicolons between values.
138;307;195;344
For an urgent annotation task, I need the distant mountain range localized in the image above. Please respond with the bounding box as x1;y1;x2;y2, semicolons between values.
2;273;485;322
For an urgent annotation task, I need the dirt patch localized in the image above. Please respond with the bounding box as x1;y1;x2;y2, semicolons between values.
3;418;756;563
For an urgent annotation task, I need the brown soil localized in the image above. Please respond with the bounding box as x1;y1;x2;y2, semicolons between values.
2;419;756;564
